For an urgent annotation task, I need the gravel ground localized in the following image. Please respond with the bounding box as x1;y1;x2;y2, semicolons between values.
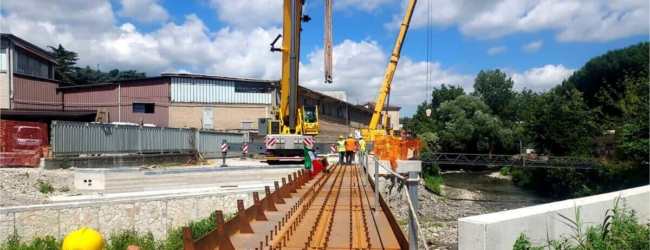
0;168;74;207
380;177;494;250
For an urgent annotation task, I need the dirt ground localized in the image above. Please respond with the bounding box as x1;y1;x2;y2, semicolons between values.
0;168;74;207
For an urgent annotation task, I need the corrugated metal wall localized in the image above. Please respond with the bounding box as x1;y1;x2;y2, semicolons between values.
170;77;271;104
13;74;63;110
61;78;170;127
51;121;244;156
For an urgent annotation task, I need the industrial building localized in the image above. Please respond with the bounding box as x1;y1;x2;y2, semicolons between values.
57;73;372;142
0;33;96;122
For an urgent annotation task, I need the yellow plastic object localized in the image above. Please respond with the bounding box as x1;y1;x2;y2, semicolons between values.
61;227;104;250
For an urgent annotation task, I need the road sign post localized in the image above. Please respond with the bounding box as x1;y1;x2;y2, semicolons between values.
221;140;228;167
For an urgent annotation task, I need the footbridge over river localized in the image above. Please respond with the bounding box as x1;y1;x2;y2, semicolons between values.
421;153;600;169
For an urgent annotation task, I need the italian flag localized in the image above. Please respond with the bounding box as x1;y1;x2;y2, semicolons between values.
303;145;313;170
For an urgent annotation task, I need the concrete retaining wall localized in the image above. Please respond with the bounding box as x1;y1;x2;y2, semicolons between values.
0;188;265;243
458;185;650;250
43;153;196;169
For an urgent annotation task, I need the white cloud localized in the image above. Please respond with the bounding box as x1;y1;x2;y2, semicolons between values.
487;46;507;55
388;0;649;42
334;0;394;12
522;40;543;52
209;0;283;29
299;40;475;110
510;64;575;91
118;0;169;23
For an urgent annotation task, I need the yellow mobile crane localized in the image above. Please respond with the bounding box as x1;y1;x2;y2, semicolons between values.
361;0;418;141
262;0;318;163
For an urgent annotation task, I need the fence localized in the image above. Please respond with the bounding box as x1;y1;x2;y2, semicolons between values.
51;121;244;157
51;121;374;158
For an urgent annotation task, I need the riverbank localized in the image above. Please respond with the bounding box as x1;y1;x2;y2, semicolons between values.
381;171;555;250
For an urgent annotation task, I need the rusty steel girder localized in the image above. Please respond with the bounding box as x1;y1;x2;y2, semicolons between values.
181;164;407;250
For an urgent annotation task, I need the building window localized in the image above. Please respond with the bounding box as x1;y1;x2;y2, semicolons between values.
234;82;272;93
133;103;155;113
0;48;7;71
241;120;253;129
14;48;51;78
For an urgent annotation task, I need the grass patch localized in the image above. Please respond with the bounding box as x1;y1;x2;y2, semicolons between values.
38;180;54;194
1;212;237;250
0;233;60;250
397;219;408;226
59;158;72;169
499;166;511;176
423;175;444;195
513;200;649;250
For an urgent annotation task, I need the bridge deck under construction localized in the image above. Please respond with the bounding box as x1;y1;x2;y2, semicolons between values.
182;163;408;250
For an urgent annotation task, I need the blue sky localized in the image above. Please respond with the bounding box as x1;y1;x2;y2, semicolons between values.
2;0;648;115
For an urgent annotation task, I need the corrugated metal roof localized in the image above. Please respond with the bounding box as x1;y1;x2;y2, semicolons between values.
162;72;278;84
170;77;271;104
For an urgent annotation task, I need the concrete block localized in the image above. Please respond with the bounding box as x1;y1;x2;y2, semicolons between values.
458;185;650;250
395;160;421;174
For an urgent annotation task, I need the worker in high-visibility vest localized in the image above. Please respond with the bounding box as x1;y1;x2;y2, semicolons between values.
337;135;346;164
345;134;357;165
359;137;367;153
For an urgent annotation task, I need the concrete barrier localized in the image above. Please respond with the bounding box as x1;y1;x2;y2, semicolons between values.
458;185;650;250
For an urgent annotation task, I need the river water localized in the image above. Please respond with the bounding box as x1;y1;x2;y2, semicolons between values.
442;171;558;212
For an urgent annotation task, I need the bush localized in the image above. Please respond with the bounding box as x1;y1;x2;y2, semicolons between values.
105;230;156;250
59;158;72;169
499;166;511;176
38;180;54;194
0;233;60;250
512;203;649;250
423;175;444;195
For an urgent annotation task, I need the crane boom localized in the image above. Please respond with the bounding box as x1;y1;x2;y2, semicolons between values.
369;0;417;130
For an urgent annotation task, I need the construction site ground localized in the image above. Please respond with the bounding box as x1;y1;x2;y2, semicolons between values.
0;158;285;207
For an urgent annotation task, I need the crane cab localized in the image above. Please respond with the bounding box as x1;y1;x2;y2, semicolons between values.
302;106;319;135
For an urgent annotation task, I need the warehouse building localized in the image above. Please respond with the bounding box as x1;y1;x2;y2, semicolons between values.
0;33;95;122
58;73;372;142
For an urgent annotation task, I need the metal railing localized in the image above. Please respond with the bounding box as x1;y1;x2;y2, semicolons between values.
421;153;600;169
51;121;244;157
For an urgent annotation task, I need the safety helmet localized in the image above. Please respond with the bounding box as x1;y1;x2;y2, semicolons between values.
339;135;344;139
62;227;104;250
348;134;353;137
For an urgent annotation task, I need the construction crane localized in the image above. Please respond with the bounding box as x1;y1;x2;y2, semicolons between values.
361;0;418;141
261;0;318;163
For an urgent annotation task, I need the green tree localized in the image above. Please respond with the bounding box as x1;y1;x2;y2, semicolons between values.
437;95;513;153
472;69;515;118
525;88;598;156
48;44;78;83
430;84;465;110
560;42;649;118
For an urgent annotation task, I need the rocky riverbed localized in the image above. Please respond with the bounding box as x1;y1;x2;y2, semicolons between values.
379;171;549;250
0;168;74;207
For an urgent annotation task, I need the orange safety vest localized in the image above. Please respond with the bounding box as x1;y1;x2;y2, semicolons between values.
345;138;356;151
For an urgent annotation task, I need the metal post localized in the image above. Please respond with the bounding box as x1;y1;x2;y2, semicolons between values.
374;158;379;212
365;152;369;174
407;171;418;250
